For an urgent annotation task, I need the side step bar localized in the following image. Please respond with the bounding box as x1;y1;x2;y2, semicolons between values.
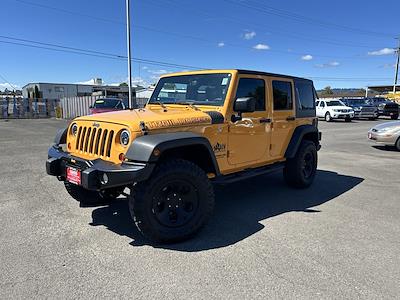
212;162;285;184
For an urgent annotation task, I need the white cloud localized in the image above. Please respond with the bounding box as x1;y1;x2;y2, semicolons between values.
217;42;225;47
142;66;148;70
380;63;396;68
315;61;340;68
148;69;168;75
368;48;395;56
301;54;313;61
0;83;20;91
76;79;96;85
243;31;256;40
253;43;270;50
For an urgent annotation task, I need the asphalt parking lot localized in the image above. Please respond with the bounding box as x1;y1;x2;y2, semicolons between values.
1;118;399;299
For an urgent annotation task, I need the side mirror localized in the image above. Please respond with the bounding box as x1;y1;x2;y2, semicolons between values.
234;97;256;113
89;105;93;109
232;97;256;122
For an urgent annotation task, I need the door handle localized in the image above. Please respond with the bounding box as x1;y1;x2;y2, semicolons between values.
259;117;271;123
286;116;296;121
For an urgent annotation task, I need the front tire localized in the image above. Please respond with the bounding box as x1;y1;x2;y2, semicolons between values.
325;112;332;122
396;137;400;151
391;114;399;120
284;140;317;189
345;117;352;122
129;159;214;243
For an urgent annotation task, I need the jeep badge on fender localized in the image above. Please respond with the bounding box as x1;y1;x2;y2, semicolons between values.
46;69;321;243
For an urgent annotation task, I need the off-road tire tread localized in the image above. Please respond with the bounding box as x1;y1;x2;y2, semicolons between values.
129;159;214;243
284;140;317;189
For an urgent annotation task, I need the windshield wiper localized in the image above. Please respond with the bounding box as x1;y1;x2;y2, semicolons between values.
153;101;168;111
176;101;200;111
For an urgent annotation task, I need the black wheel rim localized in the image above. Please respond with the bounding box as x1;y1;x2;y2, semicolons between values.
151;179;199;228
302;152;314;179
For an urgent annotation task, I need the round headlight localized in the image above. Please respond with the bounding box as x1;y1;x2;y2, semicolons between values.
71;123;78;136
120;130;130;146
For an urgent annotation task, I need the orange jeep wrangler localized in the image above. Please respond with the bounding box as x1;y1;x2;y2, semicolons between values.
46;69;321;243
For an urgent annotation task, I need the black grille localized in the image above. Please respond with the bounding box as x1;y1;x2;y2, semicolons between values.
75;125;114;157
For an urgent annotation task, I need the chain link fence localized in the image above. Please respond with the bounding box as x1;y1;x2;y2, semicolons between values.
0;98;61;119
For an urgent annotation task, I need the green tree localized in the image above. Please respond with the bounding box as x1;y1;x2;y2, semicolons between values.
119;82;128;87
323;86;333;95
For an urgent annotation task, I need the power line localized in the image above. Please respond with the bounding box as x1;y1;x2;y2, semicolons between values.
0;38;204;70
0;73;17;90
224;0;394;38
14;0;384;51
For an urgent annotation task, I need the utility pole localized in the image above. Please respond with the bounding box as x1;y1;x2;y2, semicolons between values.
393;37;400;95
125;0;135;108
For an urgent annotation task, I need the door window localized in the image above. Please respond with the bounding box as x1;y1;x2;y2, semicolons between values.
235;78;266;111
272;81;293;110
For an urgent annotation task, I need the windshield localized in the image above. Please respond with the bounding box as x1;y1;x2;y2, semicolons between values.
327;100;344;106
149;73;232;106
93;98;122;109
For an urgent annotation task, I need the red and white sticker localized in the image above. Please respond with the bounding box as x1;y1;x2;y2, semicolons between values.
66;167;81;185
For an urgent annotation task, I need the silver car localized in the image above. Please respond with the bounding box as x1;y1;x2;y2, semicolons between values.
368;121;400;150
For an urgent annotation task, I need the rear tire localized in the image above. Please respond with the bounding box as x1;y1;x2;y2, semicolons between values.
129;159;214;243
325;112;332;122
284;140;317;189
64;181;119;205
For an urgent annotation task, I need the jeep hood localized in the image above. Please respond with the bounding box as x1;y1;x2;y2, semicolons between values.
75;107;213;132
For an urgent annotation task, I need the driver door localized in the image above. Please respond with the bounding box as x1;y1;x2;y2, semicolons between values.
227;76;271;166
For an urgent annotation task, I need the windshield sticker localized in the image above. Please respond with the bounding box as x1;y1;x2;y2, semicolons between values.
95;100;104;104
221;78;229;85
146;116;211;129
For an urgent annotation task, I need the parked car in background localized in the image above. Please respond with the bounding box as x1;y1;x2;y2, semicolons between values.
367;97;399;120
368;121;400;151
341;98;378;120
316;99;354;122
89;98;128;114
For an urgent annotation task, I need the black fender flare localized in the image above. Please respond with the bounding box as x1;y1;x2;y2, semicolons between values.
125;132;220;175
54;126;68;145
285;125;320;159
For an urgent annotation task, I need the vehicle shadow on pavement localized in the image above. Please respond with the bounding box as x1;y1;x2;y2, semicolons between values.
372;145;399;152
90;170;363;251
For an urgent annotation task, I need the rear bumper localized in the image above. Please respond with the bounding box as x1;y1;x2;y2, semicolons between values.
46;145;154;191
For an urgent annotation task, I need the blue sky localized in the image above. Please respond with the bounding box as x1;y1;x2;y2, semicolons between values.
0;0;399;90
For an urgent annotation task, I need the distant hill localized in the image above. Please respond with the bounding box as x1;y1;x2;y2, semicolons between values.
317;87;378;98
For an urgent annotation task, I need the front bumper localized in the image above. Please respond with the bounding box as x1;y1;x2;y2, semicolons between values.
46;145;154;191
332;113;354;119
354;111;377;118
367;131;396;146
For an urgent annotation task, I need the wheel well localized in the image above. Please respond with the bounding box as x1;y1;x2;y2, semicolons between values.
158;145;218;175
302;132;319;147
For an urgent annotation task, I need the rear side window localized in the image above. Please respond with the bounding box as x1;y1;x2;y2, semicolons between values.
235;78;266;111
295;81;315;109
272;81;293;110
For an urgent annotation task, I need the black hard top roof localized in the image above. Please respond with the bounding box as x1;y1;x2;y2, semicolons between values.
237;69;313;82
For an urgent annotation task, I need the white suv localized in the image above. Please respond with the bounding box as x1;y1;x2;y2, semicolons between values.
316;99;354;122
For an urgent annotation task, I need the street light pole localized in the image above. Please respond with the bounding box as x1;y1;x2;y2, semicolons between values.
393;37;400;96
125;0;135;108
